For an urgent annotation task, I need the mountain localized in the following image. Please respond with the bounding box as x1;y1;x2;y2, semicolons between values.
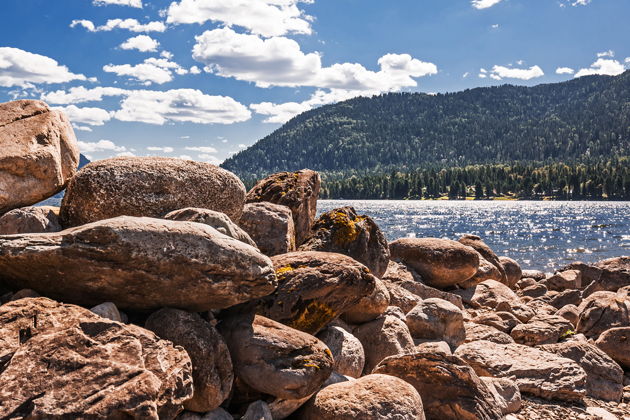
222;71;630;180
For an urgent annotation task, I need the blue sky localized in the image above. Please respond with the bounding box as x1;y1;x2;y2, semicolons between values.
1;0;628;163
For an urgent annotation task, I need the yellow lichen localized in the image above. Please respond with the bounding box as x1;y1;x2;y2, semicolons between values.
288;301;336;335
319;211;367;247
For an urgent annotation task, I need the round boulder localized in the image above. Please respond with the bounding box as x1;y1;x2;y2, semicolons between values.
499;256;522;289
238;202;296;256
595;327;630;370
317;325;365;378
576;291;630;338
0;206;61;234
342;277;390;324
406;298;466;349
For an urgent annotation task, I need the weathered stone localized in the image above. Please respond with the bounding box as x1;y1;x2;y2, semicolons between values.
524;298;559;316
0;216;276;311
495;301;536;323
455;280;518;309
317;325;365;378
9;288;40;301
576;291;630;338
246;169;320;245
259;251;376;334
516;277;537;289
60;156;246;227
596;327;630;370
406;298;465;348
547;289;582;309
539;341;623;402
146;308;233;412
521;269;546;281
555;304;580;327
242;401;272;420
0;297;193;419
499;256;522;289
238;202;295;256
389;238;479;289
373;352;502;420
520;283;548;298
480;377;521;415
219;314;333;400
176;408;232;420
460;256;504;289
464;322;515;344
455;340;587;402
342;277;390;324
459;234;507;284
90;302;122;322
0;100;79;214
415;340;452;356
472;311;521;334
544;270;582;291
164;207;256;247
382;278;423;314
510;315;573;346
299;374;425;420
0;206;61;234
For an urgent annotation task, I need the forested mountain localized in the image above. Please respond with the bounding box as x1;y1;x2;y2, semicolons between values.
222;71;630;180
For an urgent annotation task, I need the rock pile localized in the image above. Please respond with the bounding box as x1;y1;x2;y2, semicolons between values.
0;100;628;419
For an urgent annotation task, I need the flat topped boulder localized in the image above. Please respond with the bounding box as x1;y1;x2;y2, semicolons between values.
0;216;276;311
0;100;79;214
60;156;246;227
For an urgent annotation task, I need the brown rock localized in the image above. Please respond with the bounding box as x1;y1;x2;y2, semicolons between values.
0;100;79;214
9;288;40;301
316;325;365;378
60;156;246;227
544;270;582;291
382;279;423;314
596;327;630;370
0;297;193;419
342;277;390;324
510;315;573;346
459;256;504;288
555;304;580;327
0;216;276;311
516;277;537;289
406;298;466;348
495;301;536;323
299;374;425;420
521;269;546;280
246;169;320;245
547;289;582;309
373;352;503;420
145;308;233;412
458;234;507;284
571;257;630;296
472;311;521;333
480;377;522;415
415;340;452;356
499;256;522;289
576;291;630;338
0;206;61;234
455;280;518;309
238;202;295;256
520;283;548;298
464;322;515;344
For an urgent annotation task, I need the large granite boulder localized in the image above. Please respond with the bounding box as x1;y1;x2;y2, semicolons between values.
464;322;515;344
499;256;522;289
373;352;503;420
60;157;246;227
300;207;390;278
0;205;61;234
389;238;479;289
299;374;425;420
0;216;276;311
246;169;320;245
145;308;233;412
471;311;521;334
576;291;630;338
317;325;365;378
595;327;630;370
571;257;630;295
406;298;466;349
238;202;295;256
455;280;518;310
0;100;79;214
458;235;507;285
0;297;193;419
258;251;376;334
219;314;333;400
510;314;573;346
543;270;582;291
342;277;390;324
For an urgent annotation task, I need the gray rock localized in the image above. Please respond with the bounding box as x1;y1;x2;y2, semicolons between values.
406;298;466;349
342;277;390;324
480;377;521;415
90;302;122;322
241;401;272;420
317;325;365;378
0;206;61;234
238;202;295;256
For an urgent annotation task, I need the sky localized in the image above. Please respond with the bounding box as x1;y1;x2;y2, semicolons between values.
1;0;629;164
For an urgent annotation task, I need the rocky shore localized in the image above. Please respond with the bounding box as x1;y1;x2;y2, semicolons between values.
1;99;629;420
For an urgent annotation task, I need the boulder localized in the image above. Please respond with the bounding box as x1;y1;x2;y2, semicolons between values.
342;277;390;324
576;291;630;338
0;216;276;311
458;256;503;288
0;206;61;234
495;301;536;323
316;325;365;378
556;304;580;327
246;169;320;245
510;315;573;346
0;100;79;214
90;302;122;322
146;308;233;412
242;401;273;420
575;257;630;295
8;288;40;301
238;202;295;256
464;322;515;344
471;311;521;334
259;251;375;334
521;269;546;281
219;314;333;400
543;270;582;291
480;377;521;415
455;340;587;402
455;280;518;310
373;352;503;420
520;283;548;298
299;374;425;420
458;234;507;284
164;207;256;247
300;207;390;278
60;156;246;227
539;341;623;402
0;297;193;419
595;327;630;370
406;298;466;348
382;279;423;314
415;340;452;356
499;256;522;289
547;289;582;309
516;277;537;289
389;238;479;288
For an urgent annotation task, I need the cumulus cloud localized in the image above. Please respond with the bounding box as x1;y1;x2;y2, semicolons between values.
78;139;127;153
597;50;615;58
120;35;160;52
561;0;591;6
93;0;142;7
185;146;218;153
41;86;128;104
166;0;313;37
55;105;112;127
488;65;545;80
147;146;174;152
556;67;575;75
103;57;186;85
0;47;87;88
192;28;437;91
575;58;625;77
471;0;503;9
70;18;166;33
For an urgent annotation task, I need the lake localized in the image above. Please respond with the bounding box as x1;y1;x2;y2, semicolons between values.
317;200;630;272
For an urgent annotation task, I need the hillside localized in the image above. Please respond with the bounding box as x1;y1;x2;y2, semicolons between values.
222;71;630;179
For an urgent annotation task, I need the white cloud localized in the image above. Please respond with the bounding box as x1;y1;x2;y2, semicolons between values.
625;57;630;64
197;153;221;164
0;47;87;88
462;72;470;78
103;57;185;85
491;24;499;29
177;154;193;160
55;105;112;126
488;65;545;80
69;20;96;31
471;0;503;9
78;139;127;153
189;66;201;74
561;0;591;6
556;67;575;75
597;50;615;58
41;86;128;104
120;35;159;52
193;28;437;91
166;0;313;37
147;146;174;153
93;0;142;7
71;19;166;33
575;58;626;77
185;146;218;153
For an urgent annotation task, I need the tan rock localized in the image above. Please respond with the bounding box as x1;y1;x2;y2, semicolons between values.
342;277;390;324
0;206;61;234
544;270;582;291
480;377;521;415
596;327;630;370
459;255;504;288
521;269;546;280
547;289;582;309
499;256;522;289
382;278;423;314
510;315;573;346
520;283;548;298
317;325;365;378
576;291;630;338
458;234;507;284
555;304;580;327
455;280;518;309
464;322;515;344
472;311;521;334
238;202;295;256
495;301;536;323
406;298;466;348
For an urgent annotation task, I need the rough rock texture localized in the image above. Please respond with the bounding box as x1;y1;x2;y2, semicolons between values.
389;238;479;288
382;279;423;314
415;340;452;356
260;251;376;334
342;277;390;324
459;256;504;288
0;297;193;419
521;270;546;281
246;170;320;245
459;234;507;284
569;257;630;295
242;401;273;420
510;315;573;346
299;207;390;278
495;301;536;323
90;302;122;322
0;216;276;311
556;304;580;327
520;283;548;298
480;377;522;415
576;291;630;338
373;352;503;420
219;314;333;400
464;322;515;344
516;277;537;289
544;270;582;292
0;100;79;214
472;311;521;333
0;206;61;234
164;207;256;247
406;298;466;348
299;374;425;420
60;156;246;227
547;289;582;310
353;313;415;374
238;202;295;256
456;280;518;309
317;325;365;378
595;327;630;369
455;341;587;402
499;256;522;289
539;341;623;402
145;308;233;412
